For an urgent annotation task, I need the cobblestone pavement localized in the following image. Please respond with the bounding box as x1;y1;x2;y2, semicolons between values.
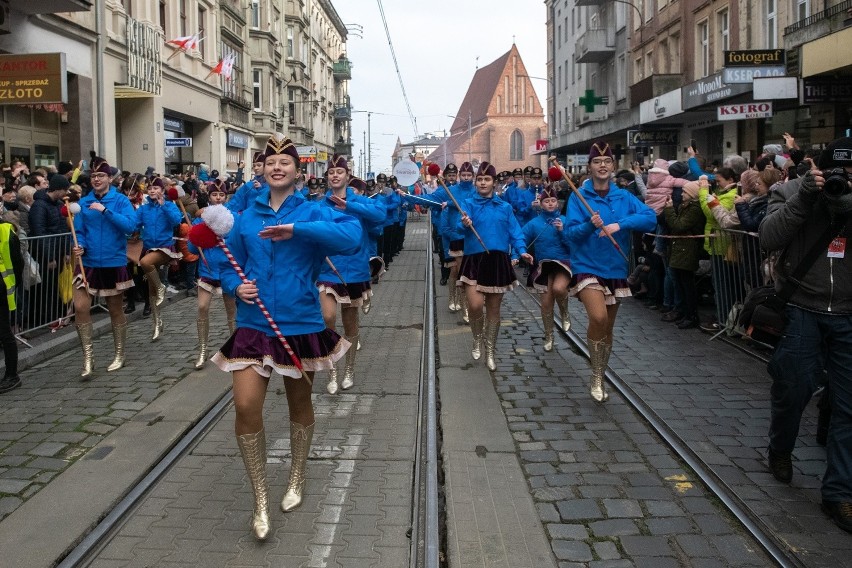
85;224;429;567
496;282;850;567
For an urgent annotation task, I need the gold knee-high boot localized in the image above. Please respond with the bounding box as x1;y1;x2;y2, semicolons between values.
236;429;271;540
588;338;609;403
361;294;372;315
107;321;128;372
76;322;94;379
542;311;555;352
281;421;314;512
557;296;571;332
326;365;339;394
448;276;459;312
484;318;500;372
470;314;484;360
460;292;470;324
341;333;358;390
145;267;166;307
150;298;163;341
195;317;209;369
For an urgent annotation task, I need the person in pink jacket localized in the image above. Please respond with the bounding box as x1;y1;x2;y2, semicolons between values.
645;159;690;215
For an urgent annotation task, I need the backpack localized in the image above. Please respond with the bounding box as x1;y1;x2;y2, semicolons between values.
737;285;786;346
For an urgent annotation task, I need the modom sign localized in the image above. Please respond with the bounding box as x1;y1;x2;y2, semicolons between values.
0;53;67;104
717;102;773;121
682;71;751;109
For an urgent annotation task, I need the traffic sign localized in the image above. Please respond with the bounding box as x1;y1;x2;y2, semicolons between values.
165;138;192;147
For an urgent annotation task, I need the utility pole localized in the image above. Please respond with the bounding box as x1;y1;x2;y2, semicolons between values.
362;130;366;177
367;112;372;177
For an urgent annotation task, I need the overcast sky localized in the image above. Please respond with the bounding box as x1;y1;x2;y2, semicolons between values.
334;1;548;176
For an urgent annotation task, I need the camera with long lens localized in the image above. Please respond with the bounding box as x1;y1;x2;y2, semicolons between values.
823;168;852;196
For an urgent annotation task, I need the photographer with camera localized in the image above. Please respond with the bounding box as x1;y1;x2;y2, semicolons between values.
759;136;852;533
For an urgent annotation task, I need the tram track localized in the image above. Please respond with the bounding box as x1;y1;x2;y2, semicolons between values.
516;283;804;568
55;234;443;568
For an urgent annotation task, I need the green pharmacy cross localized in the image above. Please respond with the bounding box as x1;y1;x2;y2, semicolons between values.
579;89;609;113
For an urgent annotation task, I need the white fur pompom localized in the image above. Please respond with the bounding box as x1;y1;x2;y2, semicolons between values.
68;202;82;215
201;204;235;237
217;173;230;183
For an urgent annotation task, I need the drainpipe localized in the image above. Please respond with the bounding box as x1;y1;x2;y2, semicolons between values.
95;0;105;157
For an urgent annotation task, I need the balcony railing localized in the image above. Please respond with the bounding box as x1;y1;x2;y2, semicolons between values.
332;57;352;80
333;105;351;121
576;29;615;63
784;0;852;48
334;141;353;156
575;0;604;5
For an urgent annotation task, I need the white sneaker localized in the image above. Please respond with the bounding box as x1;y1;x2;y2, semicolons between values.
165;285;180;294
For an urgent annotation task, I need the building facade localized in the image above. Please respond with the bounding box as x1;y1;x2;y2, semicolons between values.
0;0;351;177
428;44;547;171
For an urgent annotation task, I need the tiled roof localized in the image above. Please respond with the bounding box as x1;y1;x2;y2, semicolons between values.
449;48;513;134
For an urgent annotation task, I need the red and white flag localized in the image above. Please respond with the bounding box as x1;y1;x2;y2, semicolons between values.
167;33;201;51
208;53;237;81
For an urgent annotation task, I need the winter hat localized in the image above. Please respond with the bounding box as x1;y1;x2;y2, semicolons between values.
668;161;689;178
48;175;70;192
681;180;700;201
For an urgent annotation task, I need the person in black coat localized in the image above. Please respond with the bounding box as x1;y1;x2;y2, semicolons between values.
26;176;70;327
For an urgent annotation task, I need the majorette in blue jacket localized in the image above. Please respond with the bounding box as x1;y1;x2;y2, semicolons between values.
74;187;138;268
221;188;362;335
522;209;571;262
227;178;268;213
456;194;526;260
136;199;182;250
565;179;656;279
317;187;385;284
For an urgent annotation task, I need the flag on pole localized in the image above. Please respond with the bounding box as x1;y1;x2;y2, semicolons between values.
166;32;202;60
206;53;237;81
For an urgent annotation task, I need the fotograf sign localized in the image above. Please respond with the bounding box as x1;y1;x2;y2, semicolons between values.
722;66;786;84
723;49;785;67
717;102;773;121
0;53;67;104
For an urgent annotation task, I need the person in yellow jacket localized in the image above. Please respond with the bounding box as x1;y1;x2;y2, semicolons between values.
699;175;743;328
0;221;23;393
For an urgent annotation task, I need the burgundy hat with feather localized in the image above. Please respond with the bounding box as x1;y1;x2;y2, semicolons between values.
459;161;474;174
475;161;496;178
259;133;300;163
326;154;350;174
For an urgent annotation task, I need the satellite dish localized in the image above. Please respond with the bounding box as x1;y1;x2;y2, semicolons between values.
392;160;420;186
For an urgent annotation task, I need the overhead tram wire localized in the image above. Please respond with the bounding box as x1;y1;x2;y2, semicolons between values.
376;0;418;138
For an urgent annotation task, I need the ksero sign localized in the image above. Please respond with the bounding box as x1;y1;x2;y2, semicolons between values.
717;102;773;121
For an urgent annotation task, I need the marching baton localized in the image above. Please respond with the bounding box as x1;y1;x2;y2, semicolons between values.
325;257;347;287
528;218;556;248
547;157;629;264
426;167;488;253
62;197;88;287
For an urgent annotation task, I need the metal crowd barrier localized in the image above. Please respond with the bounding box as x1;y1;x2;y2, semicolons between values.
14;232;108;348
705;227;774;343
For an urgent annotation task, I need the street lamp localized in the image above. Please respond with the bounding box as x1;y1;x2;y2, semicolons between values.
446;111;472;163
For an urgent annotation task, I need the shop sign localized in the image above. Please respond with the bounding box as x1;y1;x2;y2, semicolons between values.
682;71;751;109
722;66;786;84
227;130;249;148
126;17;162;96
627;130;679;146
163;116;183;131
535;139;548;152
802;77;852;103
564;155;590;166
753;77;798;100
165;138;193;147
0;53;67;105
639;88;683;123
296;146;317;157
717;102;773;121
723;50;785;67
317;151;329;162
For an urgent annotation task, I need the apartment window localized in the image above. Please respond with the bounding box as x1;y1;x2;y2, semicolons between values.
564;16;568;42
658;39;668;74
795;0;810;21
251;0;261;29
617;54;626;101
287;26;294;58
558;65;562;94
510;130;524;161
197;6;206;58
253;69;262;110
570;56;575;84
288;88;296;125
180;0;187;36
122;0;132;15
670;33;680;73
557;25;562;48
635;56;643;81
577;55;582;79
558;110;562;132
766;0;778;49
159;0;166;32
719;9;730;52
220;42;242;99
697;20;709;77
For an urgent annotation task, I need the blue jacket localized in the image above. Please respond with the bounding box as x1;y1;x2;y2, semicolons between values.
509;185;538;226
398;199;411;224
221;189;362;335
381;190;401;228
136;200;182;250
318;188;385;284
439;180;475;241
227;179;268;213
457;194;526;259
566;179;656;278
522;210;571;261
687;156;715;182
75;188;138;268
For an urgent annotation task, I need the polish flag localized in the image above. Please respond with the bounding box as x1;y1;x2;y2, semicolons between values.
208;53;236;81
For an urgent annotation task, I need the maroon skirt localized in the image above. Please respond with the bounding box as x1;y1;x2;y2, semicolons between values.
317;280;372;307
531;259;573;293
458;251;518;293
212;327;349;379
569;273;631;305
73;265;134;297
448;238;464;258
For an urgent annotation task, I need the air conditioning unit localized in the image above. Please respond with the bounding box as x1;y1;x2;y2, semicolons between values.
0;2;10;36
